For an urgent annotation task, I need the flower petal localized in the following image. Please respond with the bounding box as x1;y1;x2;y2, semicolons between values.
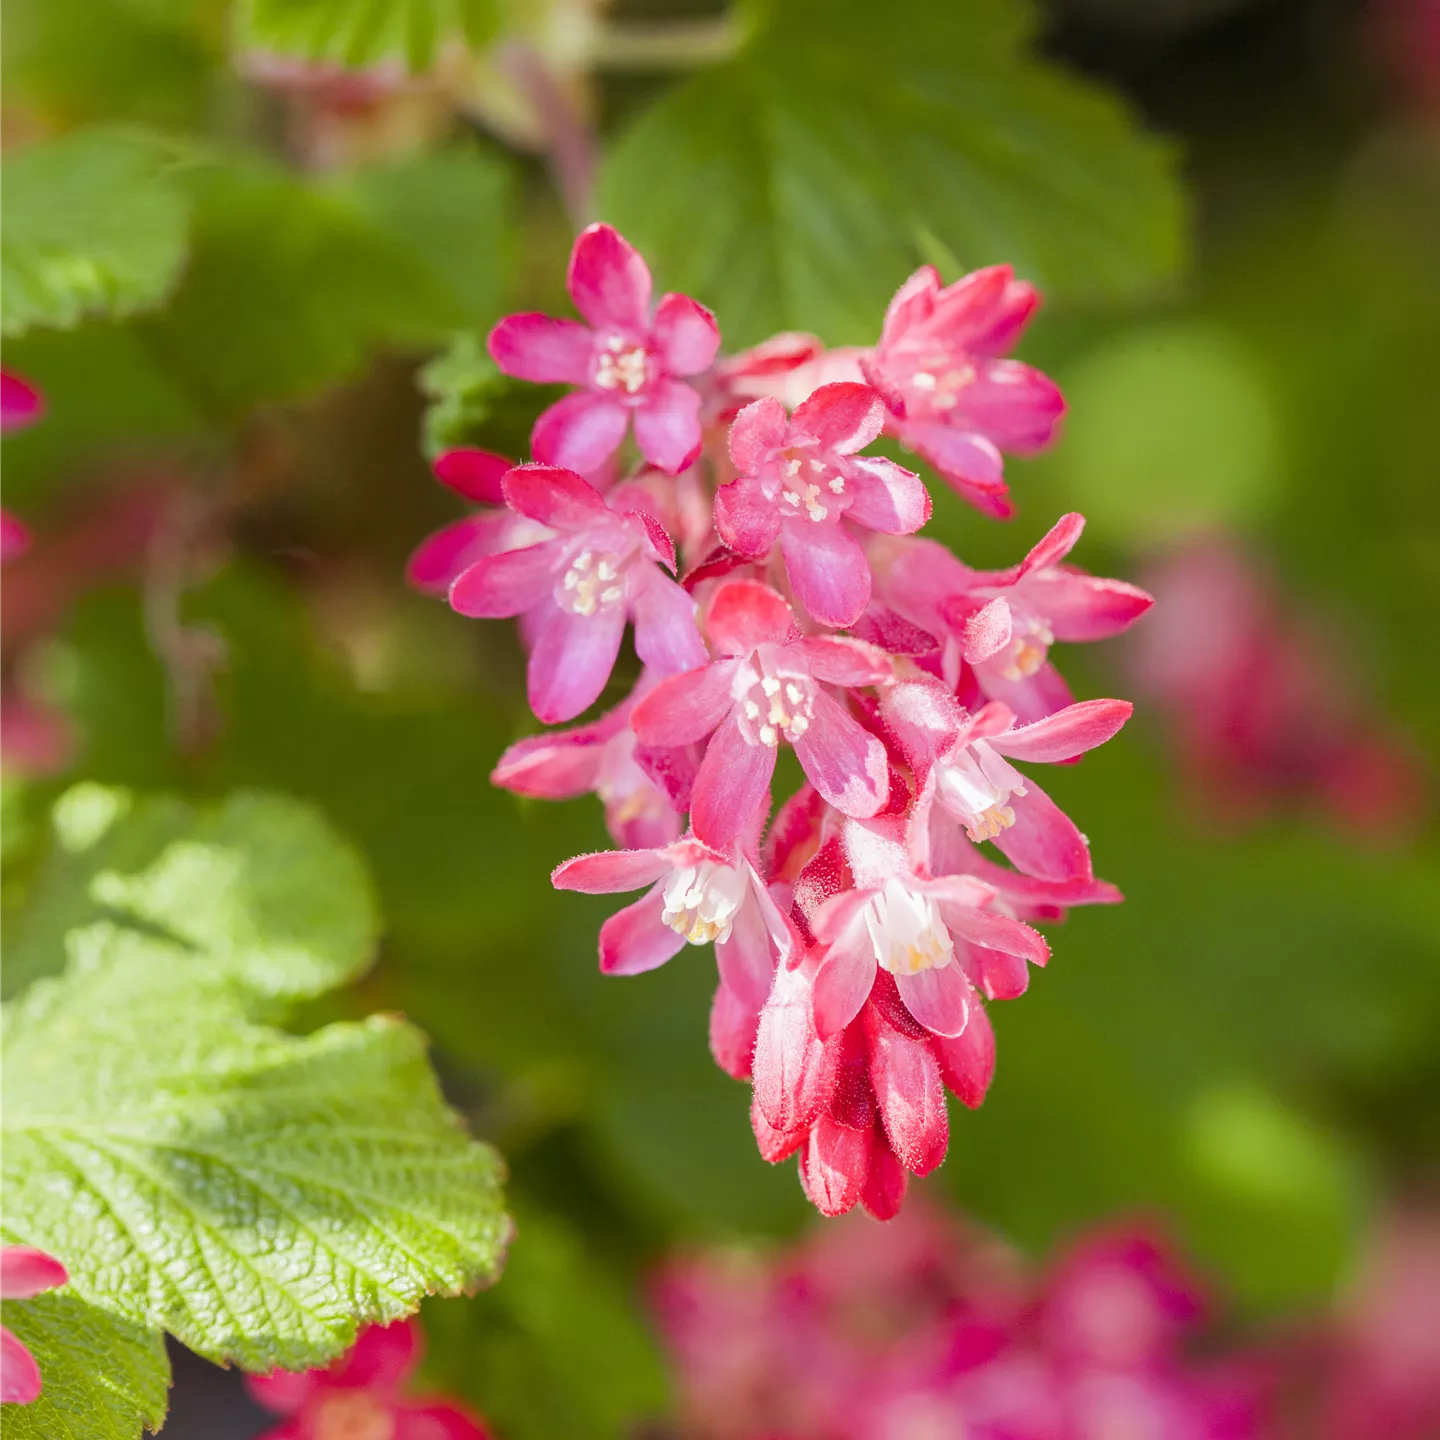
990;698;1133;763
714;473;782;558
1;1326;44;1404
652;292;721;376
706;578;797;654
432;448;514;505
799;1115;869;1217
751;1093;808;1163
448;542;558;618
532;390;630;474
551;846;670;893
795;636;894;688
753;958;831;1132
960;358;1065;455
567;223;652;332
487;312;593;384
878;265;940;348
634;378;703;475
895;962;973;1038
1019;570;1155;642
781;521;872;629
933;1002;995;1107
502;464;609;529
710;979;760;1080
527;601;626;724
961;596;1013;663
599;886;687;975
715;895;778;1011
993;782;1093;884
861;1133;908;1220
0;371;44;434
904;424;1014;519
392;1401;488;1440
792;689;889;819
630;570;705;677
728;397;789;473
843;456;931;534
812;921;877;1040
492;727;607;799
690;714;778;848
0;1248;68;1299
1017;511;1085;576
791;382;885;454
631;660;738;745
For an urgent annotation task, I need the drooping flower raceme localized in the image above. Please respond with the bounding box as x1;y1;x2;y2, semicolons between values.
1;1245;69;1404
407;225;1150;1218
489;223;720;476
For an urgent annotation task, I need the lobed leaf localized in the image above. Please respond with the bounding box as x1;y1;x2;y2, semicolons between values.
0;127;191;339
0;1292;170;1440
2;926;510;1373
600;0;1187;346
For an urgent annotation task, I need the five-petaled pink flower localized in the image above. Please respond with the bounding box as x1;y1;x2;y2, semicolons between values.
884;679;1133;883
448;464;705;723
860;263;1065;519
491;672;694;850
1;1246;69;1405
716;382;930;627
488;224;720;476
632;580;892;847
247;1317;488;1440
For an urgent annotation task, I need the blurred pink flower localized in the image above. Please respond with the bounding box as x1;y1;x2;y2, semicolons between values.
247;1317;488;1440
489;224;721;475
0;1246;69;1405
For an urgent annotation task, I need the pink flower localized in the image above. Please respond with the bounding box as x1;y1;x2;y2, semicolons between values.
0;512;30;566
488;224;720;476
860;264;1065;518
491;672;694;850
405;448;549;595
631;579;892;847
874;513;1152;723
0;1246;69;1405
883;678;1132;883
1;371;43;434
247;1318;488;1440
716;383;931;628
447;464;705;723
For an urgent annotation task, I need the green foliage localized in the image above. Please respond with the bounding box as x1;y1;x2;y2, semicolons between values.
425;1209;670;1440
1;783;509;1435
135;147;513;417
601;0;1187;346
0;1293;170;1440
0;127;192;338
418;332;510;456
236;0;501;72
3;785;378;1000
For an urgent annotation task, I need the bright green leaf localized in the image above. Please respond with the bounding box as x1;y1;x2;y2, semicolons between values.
2;925;510;1372
1;127;191;338
236;0;501;73
0;1291;170;1440
3;785;379;1001
601;0;1186;346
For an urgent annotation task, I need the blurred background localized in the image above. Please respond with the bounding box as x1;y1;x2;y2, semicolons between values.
2;0;1437;1435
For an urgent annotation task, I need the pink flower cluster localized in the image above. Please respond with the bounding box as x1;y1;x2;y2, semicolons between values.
655;1202;1266;1440
246;1316;488;1440
409;224;1151;1217
1127;536;1425;841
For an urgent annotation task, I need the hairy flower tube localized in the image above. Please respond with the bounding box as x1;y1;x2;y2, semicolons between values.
410;226;1151;1217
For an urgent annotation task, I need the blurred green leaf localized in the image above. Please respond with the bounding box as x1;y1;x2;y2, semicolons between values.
236;0;501;72
0;1291;170;1440
425;1208;669;1440
1;127;192;338
601;0;1187;346
3;783;379;1000
418;331;508;456
134;148;513;416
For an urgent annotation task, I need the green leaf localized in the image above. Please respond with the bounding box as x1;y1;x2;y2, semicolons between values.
0;127;191;339
0;1292;170;1440
418;332;509;456
135;150;512;415
236;0;501;72
3;785;379;1001
600;0;1187;346
2;925;510;1372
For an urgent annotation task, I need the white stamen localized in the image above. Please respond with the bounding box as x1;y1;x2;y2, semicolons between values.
937;738;1028;843
661;861;748;945
864;878;954;976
